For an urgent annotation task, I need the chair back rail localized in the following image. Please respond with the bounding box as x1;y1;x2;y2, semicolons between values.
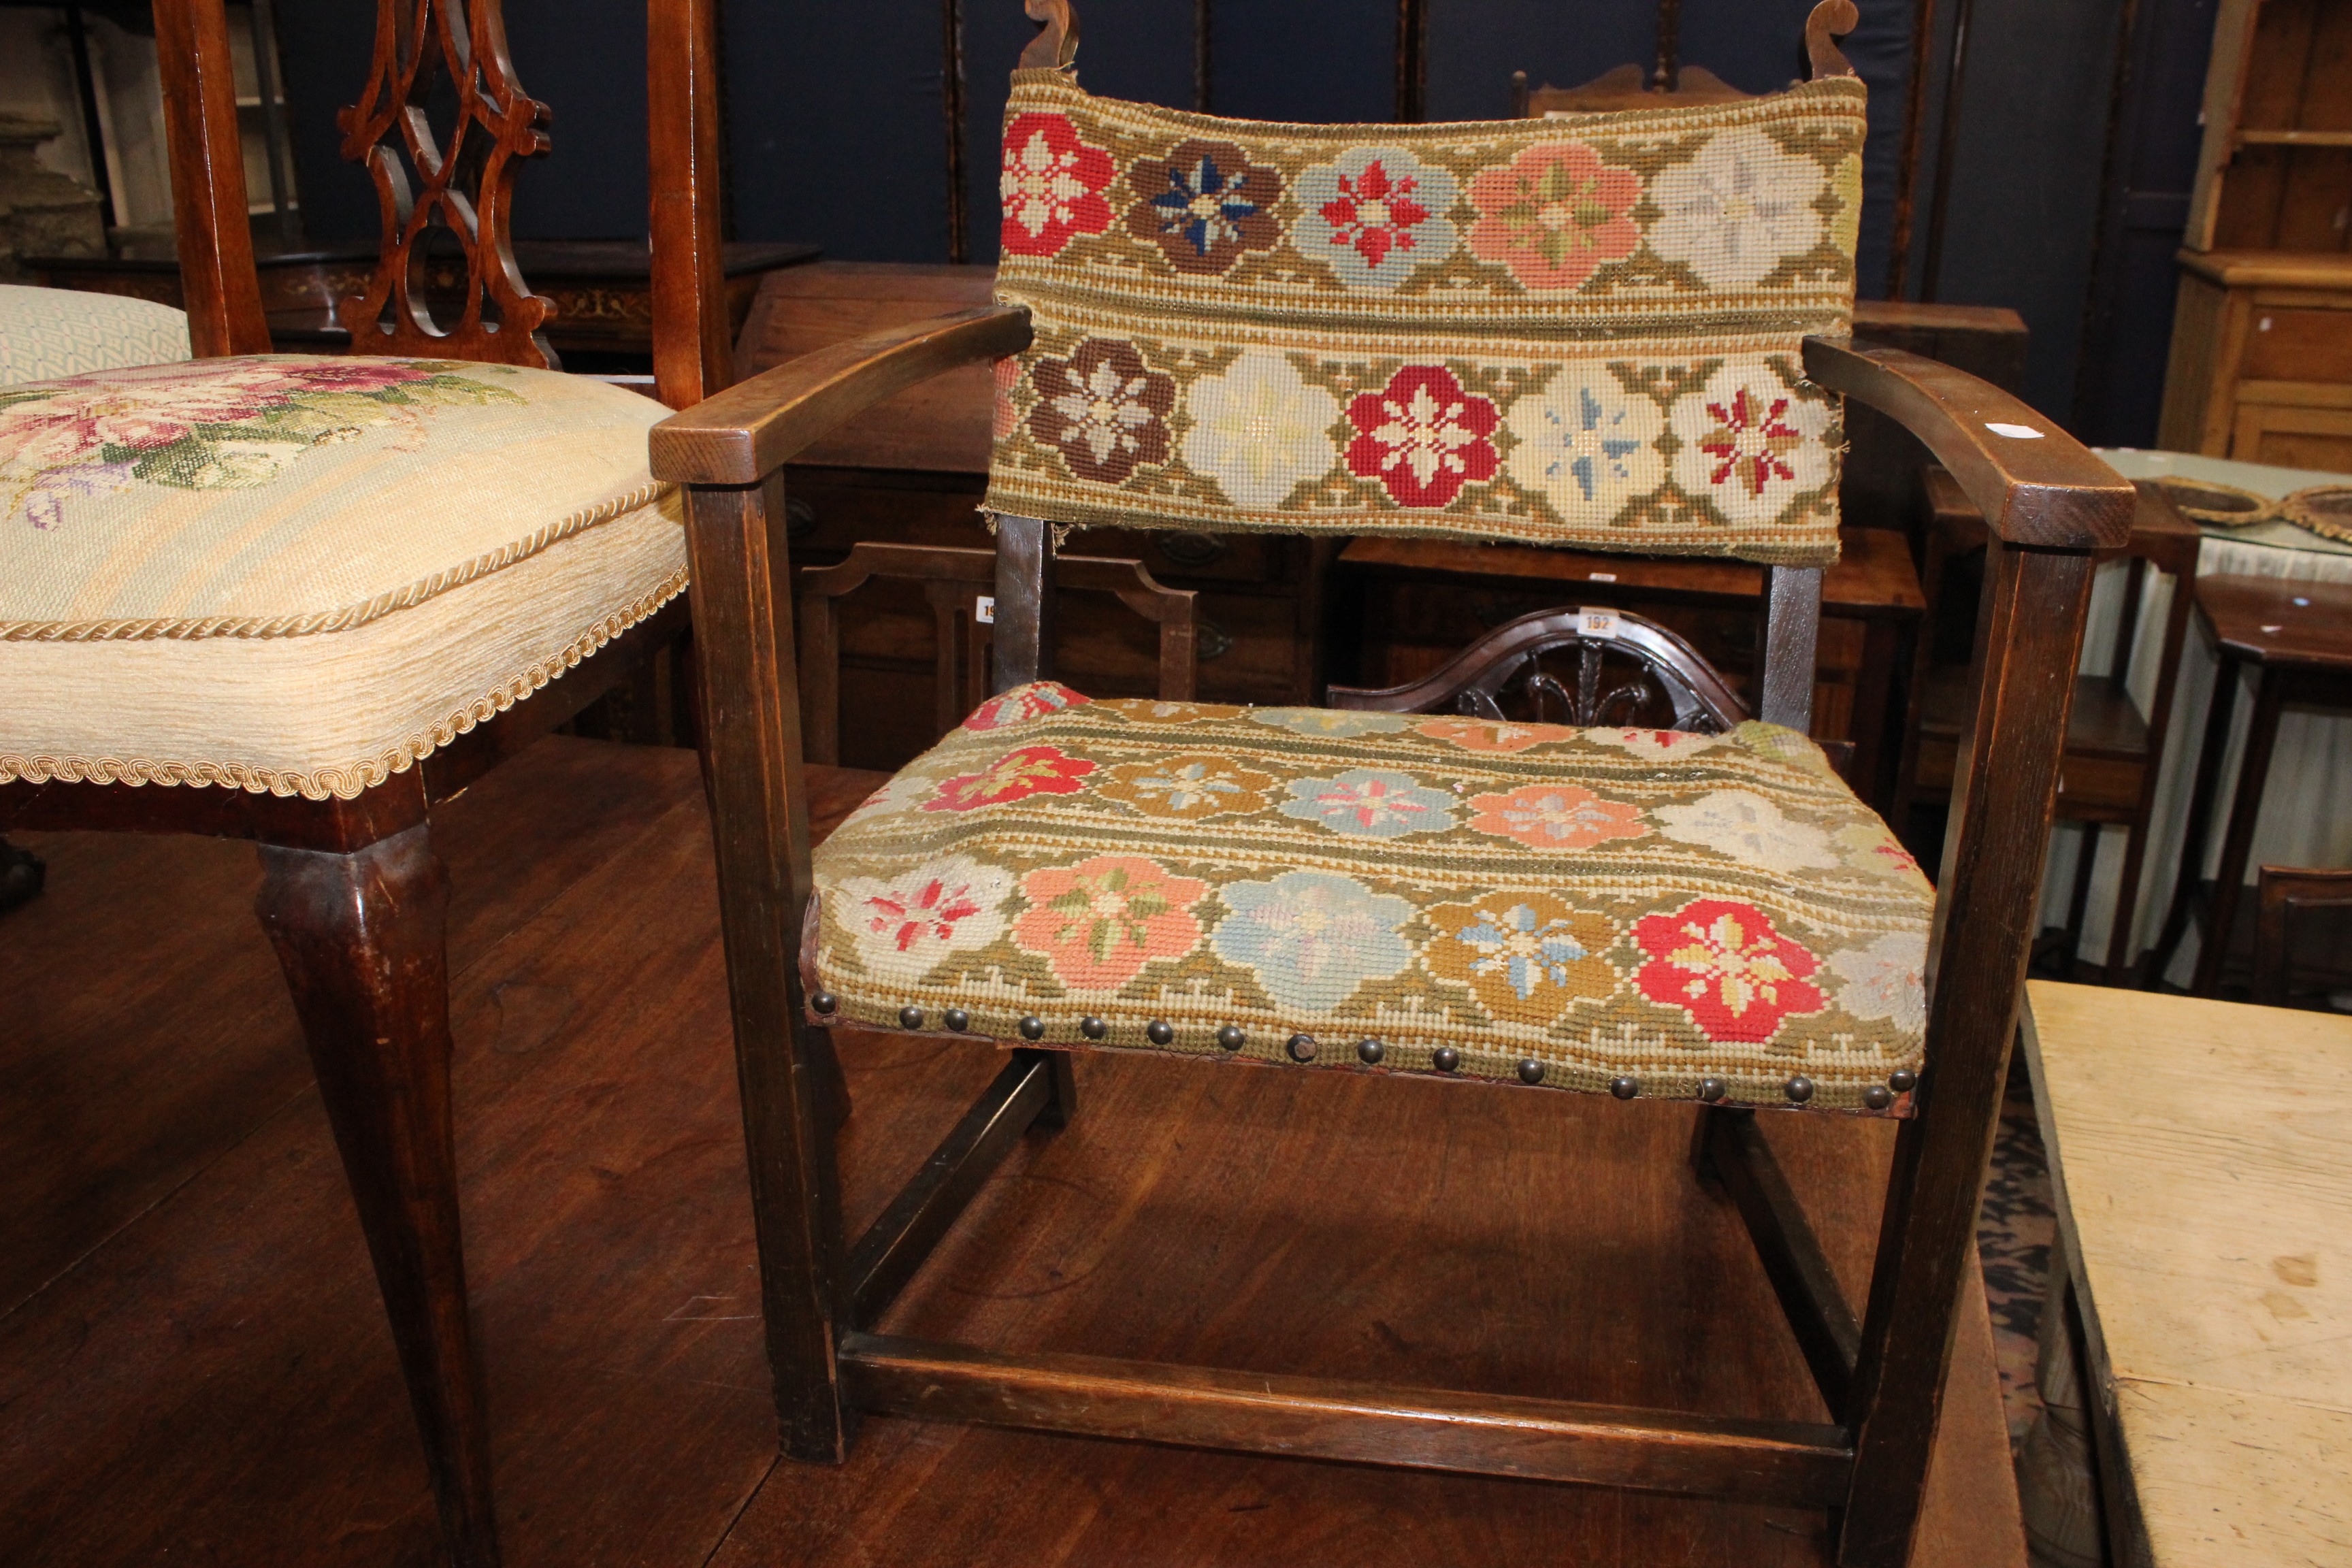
152;0;731;406
1326;605;1748;733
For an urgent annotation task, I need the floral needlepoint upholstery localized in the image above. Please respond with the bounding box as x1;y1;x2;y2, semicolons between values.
808;685;1931;1111
986;71;1865;566
1;356;683;799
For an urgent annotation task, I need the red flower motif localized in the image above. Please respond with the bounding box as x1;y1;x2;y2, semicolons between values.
1344;366;1499;508
1001;112;1117;257
926;745;1096;813
1320;159;1432;270
1697;387;1806;497
1631;898;1825;1044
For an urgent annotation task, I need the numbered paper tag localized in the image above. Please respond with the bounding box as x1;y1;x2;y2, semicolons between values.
1578;606;1621;639
975;595;996;625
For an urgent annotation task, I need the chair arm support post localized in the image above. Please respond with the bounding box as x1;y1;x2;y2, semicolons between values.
1838;537;2100;1567
678;473;855;1461
1801;338;2133;552
651;306;1033;485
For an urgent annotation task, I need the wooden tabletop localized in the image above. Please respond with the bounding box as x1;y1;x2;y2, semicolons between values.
2196;572;2352;669
1339;527;1925;616
2021;981;2352;1567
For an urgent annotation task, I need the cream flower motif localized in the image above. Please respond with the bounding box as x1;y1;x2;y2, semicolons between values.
1826;929;1928;1034
1505;370;1664;516
1655;789;1838;875
1179;350;1343;508
1668;358;1832;516
833;855;1016;965
1646;128;1827;289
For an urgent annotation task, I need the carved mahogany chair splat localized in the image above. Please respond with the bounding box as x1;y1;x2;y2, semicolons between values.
652;4;2132;1564
0;3;734;1564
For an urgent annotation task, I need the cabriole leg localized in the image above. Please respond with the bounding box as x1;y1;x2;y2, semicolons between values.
255;823;498;1568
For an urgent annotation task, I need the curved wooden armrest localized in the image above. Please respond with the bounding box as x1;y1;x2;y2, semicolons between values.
1802;336;2133;552
650;305;1032;485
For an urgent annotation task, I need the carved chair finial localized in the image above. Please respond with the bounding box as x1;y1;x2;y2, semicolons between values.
1019;0;1079;71
336;0;556;367
1804;0;1861;81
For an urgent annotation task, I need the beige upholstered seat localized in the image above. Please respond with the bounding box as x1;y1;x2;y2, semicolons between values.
1;355;683;799
809;681;1931;1111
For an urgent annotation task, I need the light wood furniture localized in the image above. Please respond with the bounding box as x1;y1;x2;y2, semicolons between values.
1335;527;1924;806
2157;250;2352;466
2157;0;2352;466
2021;980;2352;1568
651;3;2132;1562
0;3;732;1564
1896;473;2202;979
2149;572;2352;996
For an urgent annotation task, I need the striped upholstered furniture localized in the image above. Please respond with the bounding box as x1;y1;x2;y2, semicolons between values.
0;3;738;1564
649;3;2134;1563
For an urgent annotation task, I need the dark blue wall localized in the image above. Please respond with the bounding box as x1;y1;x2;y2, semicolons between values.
274;0;2212;440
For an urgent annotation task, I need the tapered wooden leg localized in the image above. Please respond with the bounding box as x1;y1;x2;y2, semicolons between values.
254;823;498;1568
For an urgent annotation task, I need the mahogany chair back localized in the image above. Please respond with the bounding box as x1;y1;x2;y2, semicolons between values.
797;542;1196;766
153;0;731;408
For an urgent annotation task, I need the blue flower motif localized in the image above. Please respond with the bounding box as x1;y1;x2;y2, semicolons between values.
1279;768;1458;838
1292;146;1460;291
1211;870;1415;1011
1248;707;1412;738
1455;903;1593;1000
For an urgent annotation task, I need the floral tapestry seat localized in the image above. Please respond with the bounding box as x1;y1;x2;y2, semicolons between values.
0;355;683;800
808;682;1934;1113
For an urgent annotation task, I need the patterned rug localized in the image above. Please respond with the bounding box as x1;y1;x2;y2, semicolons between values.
1978;1051;2056;1450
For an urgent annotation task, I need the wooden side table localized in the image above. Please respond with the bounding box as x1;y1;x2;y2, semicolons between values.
1335;529;1923;808
2021;980;2352;1567
2150;572;2352;995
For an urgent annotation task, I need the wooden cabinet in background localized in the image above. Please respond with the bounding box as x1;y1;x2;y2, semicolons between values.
2158;0;2352;467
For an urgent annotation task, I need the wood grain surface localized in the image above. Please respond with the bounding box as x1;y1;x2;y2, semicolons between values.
2023;981;2352;1568
1;738;2019;1567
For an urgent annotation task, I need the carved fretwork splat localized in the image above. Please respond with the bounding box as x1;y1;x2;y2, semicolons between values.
336;0;555;367
1327;606;1749;734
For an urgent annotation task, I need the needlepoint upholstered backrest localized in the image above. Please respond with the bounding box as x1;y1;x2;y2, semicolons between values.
985;67;1865;566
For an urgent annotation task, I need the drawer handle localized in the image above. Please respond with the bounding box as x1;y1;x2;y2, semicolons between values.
1156;530;1228;568
1196;617;1232;661
785;496;819;540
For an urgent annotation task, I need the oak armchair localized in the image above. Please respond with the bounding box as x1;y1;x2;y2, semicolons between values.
652;4;2132;1563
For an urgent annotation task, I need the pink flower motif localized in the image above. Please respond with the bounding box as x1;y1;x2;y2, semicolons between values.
1467;784;1648;851
1632;898;1825;1044
991;356;1021;441
1013;856;1207;991
1344;366;1499;509
1415;716;1561;753
1318;159;1433;271
1695;387;1806;497
1467;143;1642;291
1000;112;1117;257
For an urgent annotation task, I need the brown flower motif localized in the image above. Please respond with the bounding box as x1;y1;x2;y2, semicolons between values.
1027;338;1177;484
1125;138;1283;276
1099;753;1275;821
1424;892;1620;1026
